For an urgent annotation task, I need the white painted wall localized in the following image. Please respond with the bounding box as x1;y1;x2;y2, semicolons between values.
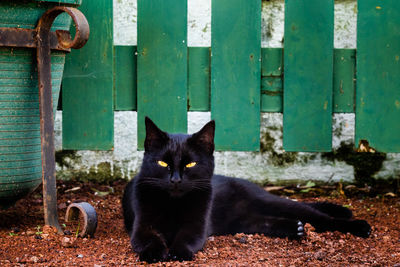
55;0;400;183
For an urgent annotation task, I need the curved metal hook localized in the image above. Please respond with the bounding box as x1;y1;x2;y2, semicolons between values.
36;6;89;50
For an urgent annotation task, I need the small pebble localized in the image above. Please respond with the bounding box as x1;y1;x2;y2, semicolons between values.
314;250;326;261
29;256;39;263
41;233;49;239
64;230;72;236
26;230;36;236
238;236;247;244
61;237;75;248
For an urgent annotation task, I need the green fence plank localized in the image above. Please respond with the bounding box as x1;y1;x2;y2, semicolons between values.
114;46;137;111
283;0;333;152
261;48;283;112
261;48;283;76
62;0;114;150
188;47;210;111
137;0;187;150
333;49;355;113
211;0;261;151
356;1;400;152
261;77;282;112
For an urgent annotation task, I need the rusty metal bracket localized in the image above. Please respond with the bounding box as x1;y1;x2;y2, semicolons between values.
0;7;89;234
65;202;98;237
0;28;71;52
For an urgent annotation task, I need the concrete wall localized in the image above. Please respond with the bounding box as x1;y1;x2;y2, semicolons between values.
55;0;400;184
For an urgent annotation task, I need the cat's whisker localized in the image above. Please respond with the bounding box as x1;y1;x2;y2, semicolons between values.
191;181;212;192
135;177;168;188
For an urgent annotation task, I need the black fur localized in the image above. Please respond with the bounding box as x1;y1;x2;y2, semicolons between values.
122;118;371;263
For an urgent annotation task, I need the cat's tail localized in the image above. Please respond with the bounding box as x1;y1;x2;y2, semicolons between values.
304;202;353;219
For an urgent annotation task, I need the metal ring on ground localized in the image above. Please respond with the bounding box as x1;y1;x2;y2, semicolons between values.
65;202;98;238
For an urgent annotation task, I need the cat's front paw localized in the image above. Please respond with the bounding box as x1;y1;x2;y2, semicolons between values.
168;247;194;262
350;219;371;238
138;241;168;263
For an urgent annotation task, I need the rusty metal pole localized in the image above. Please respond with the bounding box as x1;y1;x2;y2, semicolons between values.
37;18;60;233
35;7;89;233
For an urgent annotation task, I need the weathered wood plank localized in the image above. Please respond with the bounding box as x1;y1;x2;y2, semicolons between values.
62;0;114;150
188;47;210;111
211;0;261;151
261;48;283;77
356;1;400;152
261;77;282;112
261;48;283;112
114;45;137;111
333;49;355;113
283;0;334;152
137;0;187;150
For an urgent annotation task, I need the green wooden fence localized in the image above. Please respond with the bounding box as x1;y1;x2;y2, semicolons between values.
62;0;400;153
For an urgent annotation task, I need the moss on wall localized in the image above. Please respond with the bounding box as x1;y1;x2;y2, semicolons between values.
260;130;298;166
56;150;136;184
55;150;79;168
260;130;317;167
322;143;386;185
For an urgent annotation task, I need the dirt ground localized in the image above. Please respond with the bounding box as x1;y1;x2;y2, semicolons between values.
0;179;399;266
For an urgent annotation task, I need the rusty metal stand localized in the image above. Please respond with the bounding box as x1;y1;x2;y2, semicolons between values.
0;7;89;233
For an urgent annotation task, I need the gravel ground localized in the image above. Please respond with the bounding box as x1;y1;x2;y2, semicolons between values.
0;180;399;266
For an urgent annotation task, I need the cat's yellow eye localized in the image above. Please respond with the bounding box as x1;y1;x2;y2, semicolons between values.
185;162;197;168
157;161;168;167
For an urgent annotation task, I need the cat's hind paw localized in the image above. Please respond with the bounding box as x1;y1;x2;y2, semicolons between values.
288;220;305;240
263;218;306;239
285;220;306;240
297;221;305;238
350;219;371;238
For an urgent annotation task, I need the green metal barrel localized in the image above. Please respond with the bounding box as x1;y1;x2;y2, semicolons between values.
0;0;81;209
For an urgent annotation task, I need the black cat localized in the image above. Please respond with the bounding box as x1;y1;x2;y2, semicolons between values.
122;117;371;263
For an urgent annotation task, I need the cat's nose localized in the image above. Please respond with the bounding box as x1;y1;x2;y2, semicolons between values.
170;172;182;184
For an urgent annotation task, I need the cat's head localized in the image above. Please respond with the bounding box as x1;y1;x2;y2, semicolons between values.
138;117;215;198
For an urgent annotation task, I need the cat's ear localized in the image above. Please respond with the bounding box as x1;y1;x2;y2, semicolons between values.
188;120;215;154
144;117;169;151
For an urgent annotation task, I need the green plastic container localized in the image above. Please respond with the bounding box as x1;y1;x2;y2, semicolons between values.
0;0;81;209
